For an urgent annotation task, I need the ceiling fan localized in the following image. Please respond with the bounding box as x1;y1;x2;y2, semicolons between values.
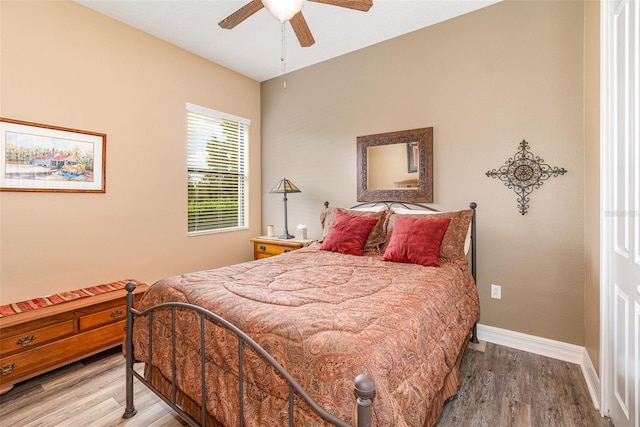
218;0;373;47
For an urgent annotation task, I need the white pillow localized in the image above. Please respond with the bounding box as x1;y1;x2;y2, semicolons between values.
349;205;387;212
390;207;472;255
391;207;434;215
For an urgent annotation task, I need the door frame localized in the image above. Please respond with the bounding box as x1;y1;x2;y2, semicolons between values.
600;0;639;423
599;0;612;416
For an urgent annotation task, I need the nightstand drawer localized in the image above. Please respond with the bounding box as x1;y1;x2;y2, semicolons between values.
255;241;298;256
250;237;314;260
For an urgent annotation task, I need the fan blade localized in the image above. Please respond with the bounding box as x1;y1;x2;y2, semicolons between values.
290;12;315;47
309;0;373;12
218;0;264;29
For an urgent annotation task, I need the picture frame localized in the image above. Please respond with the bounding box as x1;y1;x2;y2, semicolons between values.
407;142;418;173
0;118;106;193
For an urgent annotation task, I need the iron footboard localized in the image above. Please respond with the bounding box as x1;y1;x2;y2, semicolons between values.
122;281;375;427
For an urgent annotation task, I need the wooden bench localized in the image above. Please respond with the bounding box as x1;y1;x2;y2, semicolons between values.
0;281;148;394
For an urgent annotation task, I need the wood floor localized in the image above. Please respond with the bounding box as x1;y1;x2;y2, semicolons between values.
0;342;612;427
436;342;612;427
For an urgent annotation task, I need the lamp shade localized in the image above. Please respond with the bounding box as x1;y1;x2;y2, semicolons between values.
269;178;301;194
262;0;304;22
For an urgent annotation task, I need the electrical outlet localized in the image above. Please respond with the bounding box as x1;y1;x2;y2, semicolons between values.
491;284;502;299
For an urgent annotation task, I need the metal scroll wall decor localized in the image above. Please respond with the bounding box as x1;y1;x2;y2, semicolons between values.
486;139;567;215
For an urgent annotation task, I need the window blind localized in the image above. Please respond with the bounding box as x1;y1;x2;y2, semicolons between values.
186;103;249;234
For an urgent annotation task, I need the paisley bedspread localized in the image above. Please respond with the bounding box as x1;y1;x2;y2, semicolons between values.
132;243;480;426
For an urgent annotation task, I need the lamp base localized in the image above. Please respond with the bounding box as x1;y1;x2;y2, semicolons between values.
278;233;295;240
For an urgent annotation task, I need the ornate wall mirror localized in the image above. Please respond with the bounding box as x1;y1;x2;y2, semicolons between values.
357;127;433;202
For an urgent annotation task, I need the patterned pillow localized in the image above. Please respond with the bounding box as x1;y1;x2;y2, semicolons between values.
320;210;380;256
382;209;473;264
320;207;390;252
382;216;451;267
391;208;472;255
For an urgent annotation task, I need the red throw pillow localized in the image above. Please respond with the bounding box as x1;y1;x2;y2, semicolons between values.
320;209;380;256
382;216;452;267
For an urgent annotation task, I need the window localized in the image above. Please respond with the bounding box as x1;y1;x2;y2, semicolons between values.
186;103;249;234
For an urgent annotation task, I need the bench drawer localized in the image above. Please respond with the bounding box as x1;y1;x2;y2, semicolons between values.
79;304;126;331
0;320;75;354
0;321;125;386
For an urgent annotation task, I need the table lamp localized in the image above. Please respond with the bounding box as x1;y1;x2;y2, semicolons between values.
269;177;301;239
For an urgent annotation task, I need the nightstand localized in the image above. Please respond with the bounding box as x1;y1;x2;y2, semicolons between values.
251;236;315;260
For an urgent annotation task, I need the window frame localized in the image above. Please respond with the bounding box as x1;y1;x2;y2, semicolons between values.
186;103;250;236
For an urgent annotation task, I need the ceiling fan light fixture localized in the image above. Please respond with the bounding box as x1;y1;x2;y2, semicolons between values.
262;0;304;22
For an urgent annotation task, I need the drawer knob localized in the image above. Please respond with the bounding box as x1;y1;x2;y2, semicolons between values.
284;248;290;253
110;309;124;319
260;245;266;251
17;335;36;347
1;363;16;376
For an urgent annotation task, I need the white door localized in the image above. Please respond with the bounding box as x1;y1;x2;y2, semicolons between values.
602;0;639;426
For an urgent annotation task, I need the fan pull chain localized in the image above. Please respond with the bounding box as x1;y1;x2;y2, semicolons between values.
281;22;287;89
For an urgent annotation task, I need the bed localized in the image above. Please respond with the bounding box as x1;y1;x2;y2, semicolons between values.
122;202;480;426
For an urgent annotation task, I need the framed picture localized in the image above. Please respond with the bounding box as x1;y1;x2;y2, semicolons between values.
0;118;106;193
406;142;418;173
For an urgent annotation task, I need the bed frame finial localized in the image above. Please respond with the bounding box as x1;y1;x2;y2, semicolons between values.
354;374;375;427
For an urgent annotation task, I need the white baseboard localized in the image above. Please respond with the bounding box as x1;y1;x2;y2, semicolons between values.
476;323;601;410
580;348;601;410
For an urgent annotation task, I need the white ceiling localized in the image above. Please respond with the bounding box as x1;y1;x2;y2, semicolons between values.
76;0;500;82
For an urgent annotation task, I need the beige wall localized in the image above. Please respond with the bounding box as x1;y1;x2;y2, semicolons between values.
0;1;261;304
0;0;599;350
583;0;601;373
262;0;587;344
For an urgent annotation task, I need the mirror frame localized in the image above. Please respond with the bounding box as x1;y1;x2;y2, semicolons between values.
357;127;433;203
